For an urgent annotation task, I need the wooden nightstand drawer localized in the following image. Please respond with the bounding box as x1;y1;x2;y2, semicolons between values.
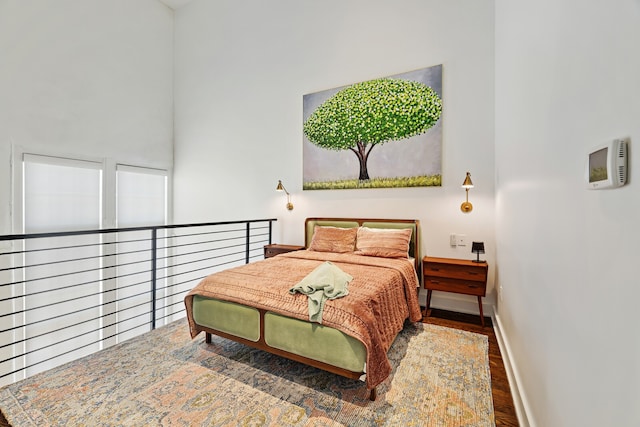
423;256;489;326
424;277;486;297
264;244;305;258
424;263;487;282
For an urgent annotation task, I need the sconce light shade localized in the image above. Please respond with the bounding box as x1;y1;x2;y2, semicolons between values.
471;241;485;263
276;180;294;210
462;172;474;189
460;172;474;213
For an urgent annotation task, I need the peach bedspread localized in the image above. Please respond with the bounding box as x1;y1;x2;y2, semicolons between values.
184;250;422;389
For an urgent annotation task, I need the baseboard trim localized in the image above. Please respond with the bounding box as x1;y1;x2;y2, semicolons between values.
492;309;535;427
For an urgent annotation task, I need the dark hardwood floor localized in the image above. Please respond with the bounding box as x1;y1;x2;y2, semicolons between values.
424;308;519;426
0;309;520;427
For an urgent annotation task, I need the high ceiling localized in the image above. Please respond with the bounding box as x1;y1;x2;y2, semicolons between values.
158;0;193;10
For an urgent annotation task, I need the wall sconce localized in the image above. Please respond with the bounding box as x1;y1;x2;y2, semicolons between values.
276;180;293;210
471;241;485;263
460;172;474;213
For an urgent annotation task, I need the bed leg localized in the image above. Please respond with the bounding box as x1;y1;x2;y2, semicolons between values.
369;387;377;401
205;332;212;344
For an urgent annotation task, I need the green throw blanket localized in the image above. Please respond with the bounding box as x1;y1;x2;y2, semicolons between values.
289;261;352;323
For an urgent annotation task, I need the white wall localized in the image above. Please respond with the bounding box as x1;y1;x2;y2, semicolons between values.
9;1;638;424
495;0;640;426
0;0;174;235
2;0;637;423
173;0;497;311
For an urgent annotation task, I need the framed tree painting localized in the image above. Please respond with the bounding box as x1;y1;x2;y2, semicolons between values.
303;64;443;190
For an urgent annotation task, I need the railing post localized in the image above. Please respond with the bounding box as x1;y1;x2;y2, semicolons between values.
245;222;250;264
151;228;157;330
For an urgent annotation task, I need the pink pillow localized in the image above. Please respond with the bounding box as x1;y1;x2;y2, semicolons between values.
355;227;412;258
308;226;357;253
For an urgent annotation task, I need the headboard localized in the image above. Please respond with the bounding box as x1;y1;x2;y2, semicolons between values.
304;217;421;273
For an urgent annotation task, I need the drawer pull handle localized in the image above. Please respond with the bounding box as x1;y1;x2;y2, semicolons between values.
468;285;479;288
468;272;478;275
431;280;440;284
430;268;440;271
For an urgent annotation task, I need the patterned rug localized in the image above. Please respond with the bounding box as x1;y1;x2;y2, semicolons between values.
0;318;494;426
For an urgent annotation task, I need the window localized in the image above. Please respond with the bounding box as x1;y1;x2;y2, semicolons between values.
22;154;103;376
10;153;170;378
115;165;168;341
116;165;167;227
23;154;102;232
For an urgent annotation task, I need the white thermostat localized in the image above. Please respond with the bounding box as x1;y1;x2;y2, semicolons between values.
586;138;628;189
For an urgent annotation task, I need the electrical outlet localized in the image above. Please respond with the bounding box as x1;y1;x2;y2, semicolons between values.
449;234;457;246
456;234;467;246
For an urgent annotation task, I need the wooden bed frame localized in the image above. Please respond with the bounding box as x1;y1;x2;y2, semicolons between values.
195;217;421;401
202;306;375;394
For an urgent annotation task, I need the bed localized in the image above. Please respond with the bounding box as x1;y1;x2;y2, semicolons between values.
184;217;422;400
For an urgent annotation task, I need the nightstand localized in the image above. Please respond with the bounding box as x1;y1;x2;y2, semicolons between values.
264;244;306;259
423;256;488;326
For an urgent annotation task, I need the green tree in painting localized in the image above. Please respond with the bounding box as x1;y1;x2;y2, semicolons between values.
303;78;442;181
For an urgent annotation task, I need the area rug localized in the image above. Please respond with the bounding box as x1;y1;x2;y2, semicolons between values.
0;318;494;426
